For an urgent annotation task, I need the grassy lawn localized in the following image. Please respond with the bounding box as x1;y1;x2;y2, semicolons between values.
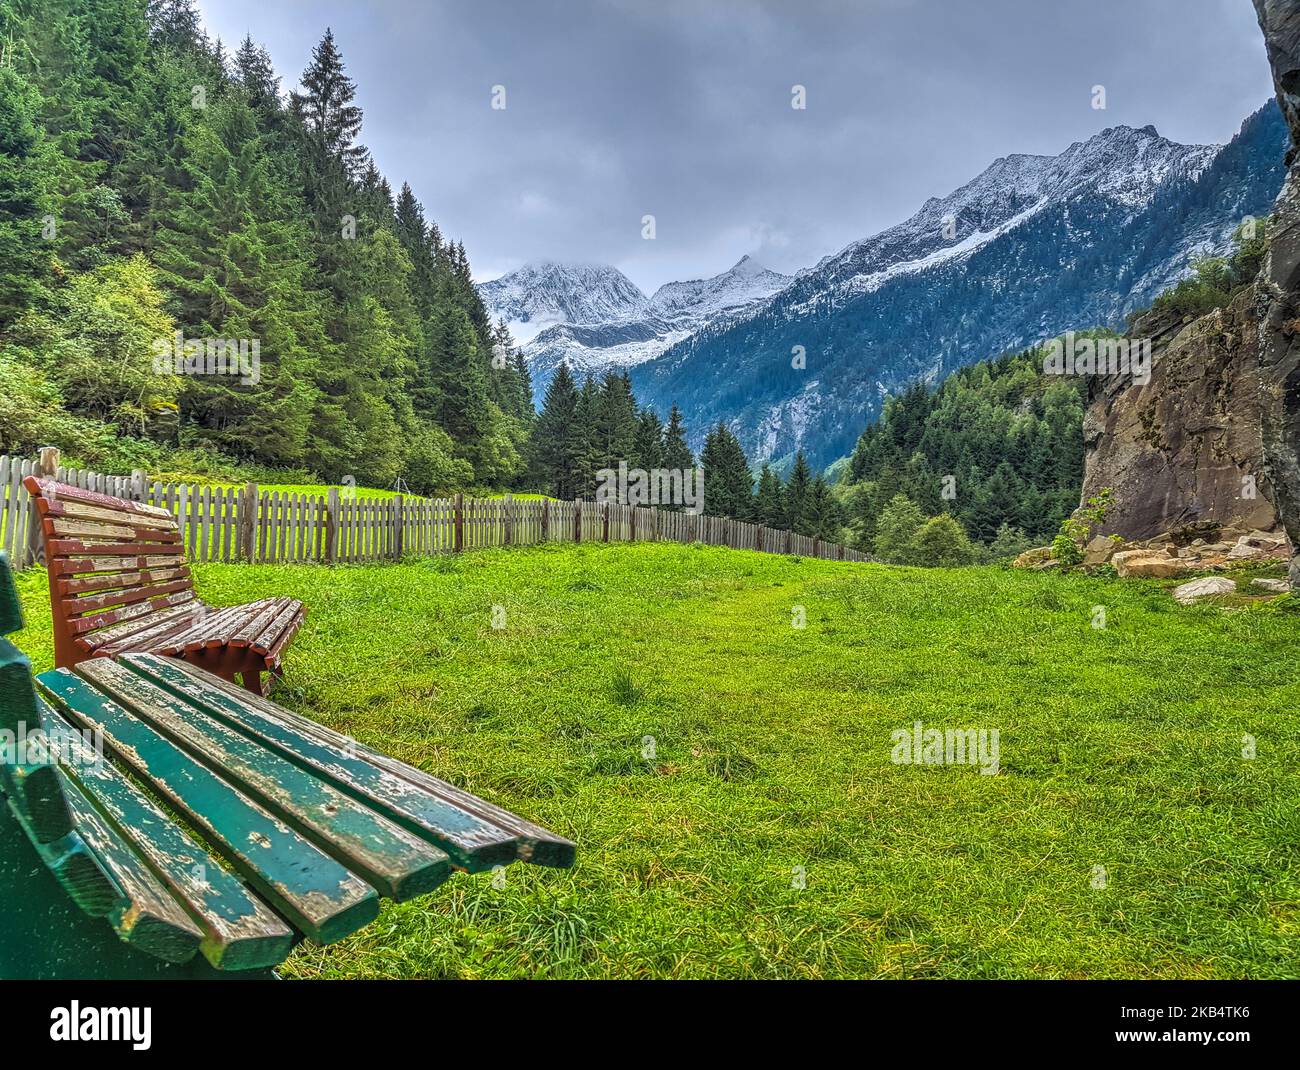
12;544;1300;978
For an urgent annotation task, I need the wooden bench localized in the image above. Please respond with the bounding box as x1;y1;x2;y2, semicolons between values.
24;476;305;696
0;553;575;975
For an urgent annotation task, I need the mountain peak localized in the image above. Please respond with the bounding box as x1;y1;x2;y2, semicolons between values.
478;261;647;343
729;254;769;276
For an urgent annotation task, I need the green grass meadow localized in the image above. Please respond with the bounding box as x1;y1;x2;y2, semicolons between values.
12;544;1300;978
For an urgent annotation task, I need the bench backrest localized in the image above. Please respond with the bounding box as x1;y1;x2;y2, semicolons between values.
23;478;196;670
0;551;79;847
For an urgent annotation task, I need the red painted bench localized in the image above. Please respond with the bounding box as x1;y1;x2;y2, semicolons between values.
24;477;304;696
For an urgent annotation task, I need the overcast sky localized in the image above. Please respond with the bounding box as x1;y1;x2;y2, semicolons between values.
196;0;1275;293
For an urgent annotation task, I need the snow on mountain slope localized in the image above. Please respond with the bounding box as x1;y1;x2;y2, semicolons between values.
480;256;790;397
627;107;1287;468
477;261;647;344
647;255;791;323
796;124;1217;304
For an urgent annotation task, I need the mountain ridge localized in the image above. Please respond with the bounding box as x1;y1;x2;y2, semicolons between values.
630;103;1286;467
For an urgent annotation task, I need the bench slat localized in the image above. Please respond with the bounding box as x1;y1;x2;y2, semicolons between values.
66;591;196;637
56;565;192;597
71;660;451;903
228;598;291;648
48;540;185;558
45;518;182;544
40;666;380;944
133;656;577;868
44;704;295;971
51;554;188;578
153;602;271;655
23;476;174;520
37;498;178;531
78;603;198;653
60;579;195;618
249;600;305;656
56;768;203;964
262;610;305;665
5;795;121;917
123;654;522;871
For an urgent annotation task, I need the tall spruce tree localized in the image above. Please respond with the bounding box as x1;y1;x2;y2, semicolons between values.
785;451;813;532
700;423;753;519
633;408;664;470
754;464;786;527
531;363;586;499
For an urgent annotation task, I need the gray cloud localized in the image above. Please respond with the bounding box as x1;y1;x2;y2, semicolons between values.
198;0;1274;292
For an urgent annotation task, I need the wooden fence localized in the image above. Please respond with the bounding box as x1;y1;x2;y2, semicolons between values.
0;450;869;570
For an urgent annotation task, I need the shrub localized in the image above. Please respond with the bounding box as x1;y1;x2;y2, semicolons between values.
912;514;976;567
872;493;925;564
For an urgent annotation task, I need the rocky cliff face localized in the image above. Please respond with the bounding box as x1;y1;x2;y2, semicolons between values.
1253;0;1300;586
1080;292;1279;541
1077;1;1300;583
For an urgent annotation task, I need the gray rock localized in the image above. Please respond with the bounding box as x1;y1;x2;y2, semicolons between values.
1250;577;1291;592
1083;535;1121;566
1172;577;1237;604
1227;537;1268;560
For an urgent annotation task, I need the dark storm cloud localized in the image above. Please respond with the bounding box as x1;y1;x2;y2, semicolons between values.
197;0;1274;292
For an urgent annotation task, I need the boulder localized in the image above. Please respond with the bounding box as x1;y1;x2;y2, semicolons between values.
1216;535;1289;561
1172;577;1238;604
1083;535;1121;566
1112;550;1183;578
1013;546;1055;569
1251;577;1291;593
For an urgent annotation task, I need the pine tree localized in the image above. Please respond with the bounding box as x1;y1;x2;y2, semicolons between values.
754;464;786;527
804;476;844;540
151;89;322;466
233;35;280;113
531;363;585;499
785;452;813;532
291;28;368;180
665;403;696;465
633;408;664;470
700;423;752;519
0;66;52;329
148;0;206;51
593;371;638;470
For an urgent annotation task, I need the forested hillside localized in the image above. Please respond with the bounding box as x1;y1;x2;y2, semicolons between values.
0;0;532;492
838;347;1087;555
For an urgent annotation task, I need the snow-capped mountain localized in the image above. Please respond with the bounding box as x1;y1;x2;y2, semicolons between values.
627;104;1288;469
647;255;790;322
477;261;647;344
480;255;790;398
792;124;1215;305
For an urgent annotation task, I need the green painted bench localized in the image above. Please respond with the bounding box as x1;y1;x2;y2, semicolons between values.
0;552;575;976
